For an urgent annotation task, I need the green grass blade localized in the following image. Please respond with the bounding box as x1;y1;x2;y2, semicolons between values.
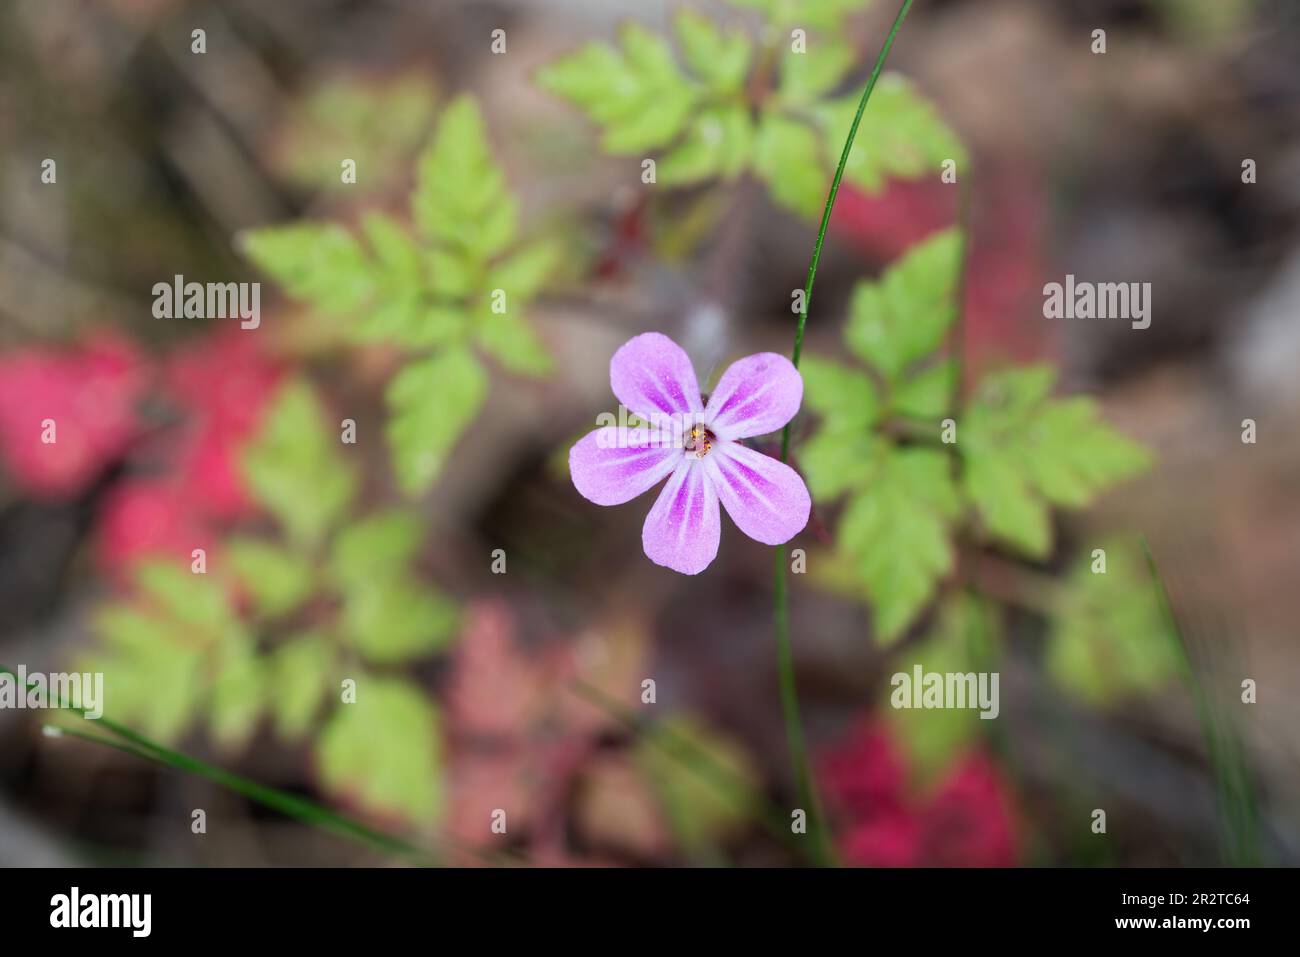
2;663;440;865
1139;542;1261;865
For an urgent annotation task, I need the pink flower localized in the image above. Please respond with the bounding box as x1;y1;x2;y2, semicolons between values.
569;333;811;575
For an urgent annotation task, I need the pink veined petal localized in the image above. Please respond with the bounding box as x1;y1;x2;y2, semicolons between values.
642;459;720;575
610;333;704;424
707;441;811;546
703;352;803;441
569;426;680;506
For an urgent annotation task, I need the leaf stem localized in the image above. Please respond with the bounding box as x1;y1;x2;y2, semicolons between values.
773;0;917;868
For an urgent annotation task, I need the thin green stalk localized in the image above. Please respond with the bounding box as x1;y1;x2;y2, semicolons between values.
41;723;160;764
1139;543;1260;865
104;715;437;863
779;0;917;432
773;0;917;868
2;663;439;865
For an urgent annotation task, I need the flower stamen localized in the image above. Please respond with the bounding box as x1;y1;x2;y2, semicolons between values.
684;424;716;459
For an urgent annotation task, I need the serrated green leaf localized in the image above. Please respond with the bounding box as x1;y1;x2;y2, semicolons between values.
473;242;557;375
88;605;208;742
427;247;474;299
83;641;204;744
537;44;629;122
96;606;181;657
778;37;854;103
475;309;553;376
972;365;1057;419
269;632;334;740
964;451;1053;558
800;427;885;501
413;96;517;262
226;538;315;619
816;73;966;194
362;212;421;285
1018;398;1151;508
658;106;754;185
891;360;956;419
316;677;444;824
674;10;752;91
241;379;358;546
240;223;375;315
384;348;488;494
1047;544;1179;703
962;365;1150;557
844;228;962;379
329;509;424;585
341;577;458;665
351;296;427;346
133;560;238;639
754;113;827;218
539;24;699;154
209;645;264;750
837;447;958;640
91;559;253;744
486;239;560;306
800;355;879;428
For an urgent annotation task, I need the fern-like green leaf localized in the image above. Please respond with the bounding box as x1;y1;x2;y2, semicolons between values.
241;379;358;548
537;24;700;154
844;227;962;380
414;96;518;262
384;348;488;495
315;677;445;824
962;367;1151;558
837;447;959;641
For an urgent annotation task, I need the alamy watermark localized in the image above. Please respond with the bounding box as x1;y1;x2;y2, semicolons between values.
0;666;103;719
152;274;260;329
1042;274;1151;330
50;887;151;937
891;665;999;720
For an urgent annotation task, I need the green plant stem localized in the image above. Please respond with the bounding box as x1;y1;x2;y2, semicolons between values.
779;0;917;428
1139;543;1260;865
2;663;440;866
773;0;917;868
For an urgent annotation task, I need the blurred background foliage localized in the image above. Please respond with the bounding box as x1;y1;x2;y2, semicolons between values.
0;0;1296;867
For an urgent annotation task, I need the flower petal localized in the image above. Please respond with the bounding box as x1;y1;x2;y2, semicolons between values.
569;427;680;506
707;442;811;545
703;352;803;440
610;333;703;423
642;459;720;575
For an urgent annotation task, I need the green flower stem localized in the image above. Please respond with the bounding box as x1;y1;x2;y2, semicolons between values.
773;0;917;867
